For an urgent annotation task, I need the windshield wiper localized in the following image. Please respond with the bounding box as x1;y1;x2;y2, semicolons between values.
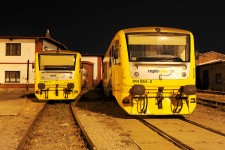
157;57;183;62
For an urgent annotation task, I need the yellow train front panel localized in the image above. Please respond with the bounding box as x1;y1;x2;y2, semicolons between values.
34;50;82;100
103;27;197;115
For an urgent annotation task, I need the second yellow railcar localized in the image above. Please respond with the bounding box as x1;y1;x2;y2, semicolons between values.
103;27;197;115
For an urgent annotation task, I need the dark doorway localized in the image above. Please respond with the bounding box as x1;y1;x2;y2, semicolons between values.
82;62;94;87
202;70;209;90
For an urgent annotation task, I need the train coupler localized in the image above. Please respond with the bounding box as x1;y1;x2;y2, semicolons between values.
156;87;164;109
171;90;183;113
55;84;59;96
63;88;72;98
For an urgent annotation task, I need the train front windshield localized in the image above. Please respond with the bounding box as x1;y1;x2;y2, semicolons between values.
127;33;190;62
39;54;76;70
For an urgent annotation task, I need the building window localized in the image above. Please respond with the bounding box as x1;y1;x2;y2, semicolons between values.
5;71;20;83
6;43;21;56
215;73;221;84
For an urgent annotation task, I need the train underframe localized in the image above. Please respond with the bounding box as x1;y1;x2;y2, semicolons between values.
115;85;197;115
35;83;80;100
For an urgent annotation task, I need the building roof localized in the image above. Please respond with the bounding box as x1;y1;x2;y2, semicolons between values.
0;30;68;50
197;51;225;66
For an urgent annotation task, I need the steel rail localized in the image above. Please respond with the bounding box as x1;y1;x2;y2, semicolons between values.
134;116;194;150
16;102;48;150
71;89;97;150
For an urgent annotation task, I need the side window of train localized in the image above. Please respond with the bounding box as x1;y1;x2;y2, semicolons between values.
109;39;120;66
114;39;119;59
109;47;113;67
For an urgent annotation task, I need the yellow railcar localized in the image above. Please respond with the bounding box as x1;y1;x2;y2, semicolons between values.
103;27;197;115
34;50;82;100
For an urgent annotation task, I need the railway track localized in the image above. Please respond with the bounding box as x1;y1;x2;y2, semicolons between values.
16;102;47;150
196;91;225;111
178;116;225;137
16;90;96;150
134;116;194;150
132;115;225;149
72;88;225;149
72;89;96;150
197;89;225;95
197;98;225;111
14;88;224;150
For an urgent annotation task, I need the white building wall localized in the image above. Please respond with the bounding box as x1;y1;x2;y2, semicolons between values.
0;39;35;84
81;57;98;80
43;40;62;50
0;64;34;84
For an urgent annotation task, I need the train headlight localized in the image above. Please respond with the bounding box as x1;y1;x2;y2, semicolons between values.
182;65;187;70
38;83;45;89
131;84;145;95
181;72;186;77
134;72;139;77
67;83;74;89
183;85;197;95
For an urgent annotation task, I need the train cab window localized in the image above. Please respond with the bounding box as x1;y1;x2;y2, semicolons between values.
127;33;190;62
39;54;76;70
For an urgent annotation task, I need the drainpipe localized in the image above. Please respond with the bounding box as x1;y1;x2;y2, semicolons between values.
27;60;29;91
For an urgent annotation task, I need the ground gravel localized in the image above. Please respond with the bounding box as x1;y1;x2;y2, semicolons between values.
0;89;224;150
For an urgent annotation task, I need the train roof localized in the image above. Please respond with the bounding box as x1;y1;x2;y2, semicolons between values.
120;27;192;34
36;50;80;54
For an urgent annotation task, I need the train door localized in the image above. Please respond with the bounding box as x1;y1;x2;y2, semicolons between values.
82;63;94;87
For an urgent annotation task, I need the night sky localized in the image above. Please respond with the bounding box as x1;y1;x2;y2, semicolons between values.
1;1;224;55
